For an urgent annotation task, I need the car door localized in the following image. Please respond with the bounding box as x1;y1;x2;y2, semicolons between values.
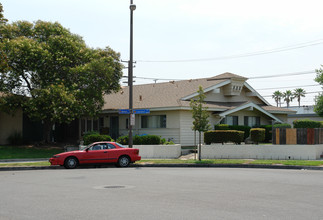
105;143;119;163
81;143;109;164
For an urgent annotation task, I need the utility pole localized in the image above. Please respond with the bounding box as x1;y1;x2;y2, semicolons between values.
128;0;136;148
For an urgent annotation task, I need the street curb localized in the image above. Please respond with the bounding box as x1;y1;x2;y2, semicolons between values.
0;163;323;171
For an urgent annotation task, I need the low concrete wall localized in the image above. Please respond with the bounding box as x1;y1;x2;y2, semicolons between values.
133;144;181;159
202;144;323;160
79;144;182;159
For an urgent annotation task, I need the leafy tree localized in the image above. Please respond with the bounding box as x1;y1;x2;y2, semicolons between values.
293;88;306;107
283;90;293;108
314;66;323;117
0;20;123;142
0;3;8;71
0;3;7;24
272;90;283;107
190;86;210;161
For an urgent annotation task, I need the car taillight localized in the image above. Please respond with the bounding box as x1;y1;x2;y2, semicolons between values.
135;149;139;155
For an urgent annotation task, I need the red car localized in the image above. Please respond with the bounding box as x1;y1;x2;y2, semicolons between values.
49;142;141;169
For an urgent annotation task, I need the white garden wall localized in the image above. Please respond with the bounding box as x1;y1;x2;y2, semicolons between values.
133;144;181;159
201;144;323;160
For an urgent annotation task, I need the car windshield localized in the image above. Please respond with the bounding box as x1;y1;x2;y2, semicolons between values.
115;143;126;148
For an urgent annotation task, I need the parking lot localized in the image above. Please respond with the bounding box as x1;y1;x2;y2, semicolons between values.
0;167;322;220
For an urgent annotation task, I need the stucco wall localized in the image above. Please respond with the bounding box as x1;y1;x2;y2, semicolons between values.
119;111;181;144
0;110;23;145
202;144;323;160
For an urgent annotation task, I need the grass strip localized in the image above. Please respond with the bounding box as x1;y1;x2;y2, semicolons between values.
0;161;50;167
0;146;64;159
138;159;323;166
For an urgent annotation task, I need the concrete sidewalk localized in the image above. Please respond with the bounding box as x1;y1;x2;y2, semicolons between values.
0;162;323;171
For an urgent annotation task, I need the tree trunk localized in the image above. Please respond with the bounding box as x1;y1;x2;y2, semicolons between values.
43;120;53;143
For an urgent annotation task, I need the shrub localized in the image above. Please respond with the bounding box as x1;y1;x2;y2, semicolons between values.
7;131;23;145
116;135;128;145
204;130;244;145
116;134;161;145
214;124;229;130
273;123;291;128
228;125;251;139
293;119;321;128
83;133;113;145
250;128;265;144
259;125;272;142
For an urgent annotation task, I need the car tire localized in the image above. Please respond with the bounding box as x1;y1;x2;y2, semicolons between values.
117;155;130;167
64;157;78;169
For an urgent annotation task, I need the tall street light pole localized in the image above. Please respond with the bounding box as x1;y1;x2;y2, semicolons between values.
128;0;136;148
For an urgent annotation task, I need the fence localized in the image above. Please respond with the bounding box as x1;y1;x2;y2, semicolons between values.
273;128;323;145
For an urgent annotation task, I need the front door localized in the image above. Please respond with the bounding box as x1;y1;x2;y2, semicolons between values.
110;116;119;140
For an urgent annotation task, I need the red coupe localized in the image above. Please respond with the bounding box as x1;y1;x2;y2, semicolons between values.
49;142;141;169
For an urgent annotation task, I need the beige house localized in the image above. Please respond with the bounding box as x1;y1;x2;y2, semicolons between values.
96;72;295;146
0;73;295;146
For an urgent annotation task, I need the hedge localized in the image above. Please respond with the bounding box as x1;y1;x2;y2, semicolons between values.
228;125;251;139
250;128;265;144
117;135;161;145
293;119;321;128
83;133;113;145
259;125;272;142
214;124;230;130
273;123;291;128
204;130;244;145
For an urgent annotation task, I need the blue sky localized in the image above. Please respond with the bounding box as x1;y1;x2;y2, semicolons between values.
2;0;323;106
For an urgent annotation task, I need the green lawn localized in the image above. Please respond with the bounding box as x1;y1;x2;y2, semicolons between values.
0;145;64;159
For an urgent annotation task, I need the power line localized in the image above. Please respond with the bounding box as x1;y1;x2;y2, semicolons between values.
248;70;316;79
124;69;317;83
256;84;320;91
136;39;323;63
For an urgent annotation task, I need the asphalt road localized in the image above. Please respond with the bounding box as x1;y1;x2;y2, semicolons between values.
0;167;322;220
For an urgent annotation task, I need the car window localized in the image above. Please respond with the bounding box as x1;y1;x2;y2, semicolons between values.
90;144;107;150
107;143;116;149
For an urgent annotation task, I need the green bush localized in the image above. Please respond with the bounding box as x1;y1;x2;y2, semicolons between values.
250;128;265;144
7;131;23;145
116;135;162;145
116;135;128;145
259;125;272;142
273;123;291;128
214;124;230;130
204;130;244;145
228;125;251;139
293;119;321;128
83;133;113;145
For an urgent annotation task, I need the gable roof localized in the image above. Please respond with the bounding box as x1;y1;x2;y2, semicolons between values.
102;72;286;113
219;102;283;123
103;77;230;111
207;72;248;81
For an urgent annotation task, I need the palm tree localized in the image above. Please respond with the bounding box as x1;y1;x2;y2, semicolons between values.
293;88;306;107
272;90;283;107
283;90;294;108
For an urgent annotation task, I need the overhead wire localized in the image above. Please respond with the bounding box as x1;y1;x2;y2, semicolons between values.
136;38;323;63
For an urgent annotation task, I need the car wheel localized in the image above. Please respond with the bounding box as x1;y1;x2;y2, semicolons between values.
117;156;130;167
64;157;78;169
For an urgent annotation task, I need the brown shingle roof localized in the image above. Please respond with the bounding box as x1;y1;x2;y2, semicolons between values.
261;105;296;113
103;77;229;110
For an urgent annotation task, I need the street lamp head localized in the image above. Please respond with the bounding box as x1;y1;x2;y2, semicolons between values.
130;4;136;11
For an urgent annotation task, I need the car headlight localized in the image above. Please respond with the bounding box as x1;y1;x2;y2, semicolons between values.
52;155;60;158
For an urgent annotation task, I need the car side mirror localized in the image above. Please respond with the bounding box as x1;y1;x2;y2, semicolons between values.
85;148;89;152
